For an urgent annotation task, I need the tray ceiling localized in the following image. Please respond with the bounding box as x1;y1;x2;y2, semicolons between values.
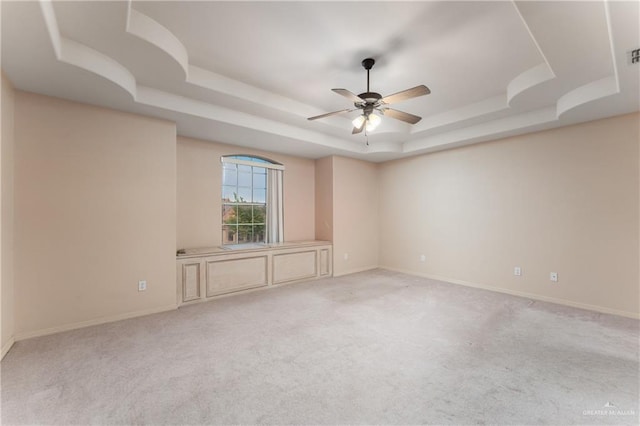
2;1;638;161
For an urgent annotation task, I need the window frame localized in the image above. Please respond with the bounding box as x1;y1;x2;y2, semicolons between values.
220;155;282;246
221;155;284;171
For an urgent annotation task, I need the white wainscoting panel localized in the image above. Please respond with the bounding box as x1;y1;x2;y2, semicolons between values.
181;262;201;302
206;255;268;297
319;249;331;276
273;250;317;284
176;241;332;306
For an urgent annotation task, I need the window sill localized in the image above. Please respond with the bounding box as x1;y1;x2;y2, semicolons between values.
220;243;269;251
176;240;331;258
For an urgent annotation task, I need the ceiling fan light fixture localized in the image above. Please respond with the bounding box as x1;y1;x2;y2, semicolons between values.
352;115;366;129
366;113;381;132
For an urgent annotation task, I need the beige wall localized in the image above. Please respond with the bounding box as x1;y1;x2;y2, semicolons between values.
379;113;640;317
14;92;177;338
331;156;379;276
4;86;638;343
314;156;333;242
1;73;16;356
177;136;315;249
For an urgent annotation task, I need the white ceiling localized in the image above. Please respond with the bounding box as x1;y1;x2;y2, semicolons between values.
2;1;639;162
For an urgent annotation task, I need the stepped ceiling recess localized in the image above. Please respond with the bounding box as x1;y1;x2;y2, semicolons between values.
2;1;639;161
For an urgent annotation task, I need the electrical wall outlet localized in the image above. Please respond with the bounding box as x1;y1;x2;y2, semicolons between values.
138;280;147;291
343;253;349;261
550;272;558;282
514;266;522;276
420;254;426;262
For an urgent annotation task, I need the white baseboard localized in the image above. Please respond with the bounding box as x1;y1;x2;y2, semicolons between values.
380;266;640;320
15;304;178;341
334;265;378;277
1;336;15;360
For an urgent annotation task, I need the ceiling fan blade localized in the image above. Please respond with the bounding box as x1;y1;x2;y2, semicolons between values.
332;88;365;103
380;85;430;105
382;108;422;125
307;108;354;121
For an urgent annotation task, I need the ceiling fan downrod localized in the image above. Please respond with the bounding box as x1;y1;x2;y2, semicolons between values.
359;58;381;105
362;58;375;92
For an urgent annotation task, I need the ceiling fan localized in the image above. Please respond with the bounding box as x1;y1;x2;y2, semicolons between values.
308;58;430;134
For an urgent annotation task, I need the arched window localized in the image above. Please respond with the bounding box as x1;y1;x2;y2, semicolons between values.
221;155;284;245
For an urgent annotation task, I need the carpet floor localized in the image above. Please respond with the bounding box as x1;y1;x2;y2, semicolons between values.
1;269;638;425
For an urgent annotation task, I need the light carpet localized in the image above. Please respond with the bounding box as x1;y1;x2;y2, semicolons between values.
1;269;638;425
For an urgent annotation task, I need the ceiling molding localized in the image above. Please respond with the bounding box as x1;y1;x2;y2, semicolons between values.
557;75;618;118
126;5;189;78
40;0;137;99
511;0;556;78
126;3;330;123
1;0;635;162
37;0;366;155
507;63;555;105
556;0;619;118
404;106;558;154
124;2;348;131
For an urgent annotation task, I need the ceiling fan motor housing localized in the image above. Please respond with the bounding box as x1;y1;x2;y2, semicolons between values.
356;92;382;106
